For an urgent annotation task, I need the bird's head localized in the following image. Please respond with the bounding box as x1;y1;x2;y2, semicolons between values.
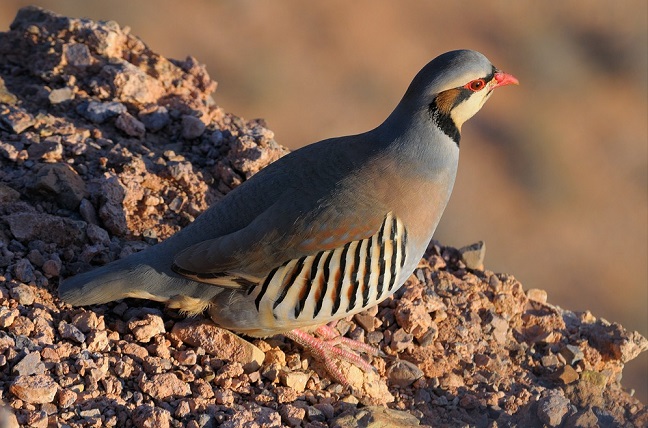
395;50;518;144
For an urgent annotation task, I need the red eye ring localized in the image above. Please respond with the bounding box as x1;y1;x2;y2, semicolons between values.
465;79;486;92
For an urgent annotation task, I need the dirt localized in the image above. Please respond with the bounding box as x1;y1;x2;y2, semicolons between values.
0;7;645;428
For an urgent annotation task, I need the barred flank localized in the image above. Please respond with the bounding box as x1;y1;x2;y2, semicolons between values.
251;213;409;326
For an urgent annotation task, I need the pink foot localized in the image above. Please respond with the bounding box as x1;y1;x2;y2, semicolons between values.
285;324;381;388
315;324;381;358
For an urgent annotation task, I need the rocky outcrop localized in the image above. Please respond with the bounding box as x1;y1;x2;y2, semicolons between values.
0;7;645;427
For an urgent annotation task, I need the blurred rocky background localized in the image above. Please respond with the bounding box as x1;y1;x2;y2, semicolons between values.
1;0;645;402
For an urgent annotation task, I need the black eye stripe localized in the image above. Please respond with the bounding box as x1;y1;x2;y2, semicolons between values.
485;66;497;84
469;66;497;88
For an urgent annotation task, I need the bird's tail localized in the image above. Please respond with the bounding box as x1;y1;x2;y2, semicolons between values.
58;254;161;306
58;249;225;310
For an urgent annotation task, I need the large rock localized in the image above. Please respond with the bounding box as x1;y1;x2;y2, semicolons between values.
10;375;58;404
6;212;86;246
30;163;88;210
171;319;264;371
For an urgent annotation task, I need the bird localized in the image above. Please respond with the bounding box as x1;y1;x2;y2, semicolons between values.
59;49;518;384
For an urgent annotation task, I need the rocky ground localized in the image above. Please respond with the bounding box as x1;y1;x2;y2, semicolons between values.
0;7;645;428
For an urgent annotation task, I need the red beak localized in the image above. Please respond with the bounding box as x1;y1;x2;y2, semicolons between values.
493;72;519;88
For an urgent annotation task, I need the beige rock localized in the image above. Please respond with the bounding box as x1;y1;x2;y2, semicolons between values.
275;386;299;403
491;315;509;344
345;363;365;390
174;349;197;365
214;388;234;405
264;348;286;365
0;307;18;328
151;337;171;359
327;359;393;404
395;300;433;339
279;403;306;427
57;320;85;343
174;400;191;418
10;283;35;305
222;405;282;427
121;342;149;359
139;372;191;400
128;314;165;343
459;241;486;270
0;336;16;354
619;331;648;363
58;388;77;408
86;330;110;352
527;288;548;303
192;378;214;399
71;311;105;333
171;319;264;371
10;374;58;403
440;372;464;389
279;371;310;392
108;61;166;105
12;351;45;376
386;360;424;388
363;377;394;404
132;404;171;428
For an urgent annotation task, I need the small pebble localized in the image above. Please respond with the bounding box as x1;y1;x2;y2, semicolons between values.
139;106;170;131
279;371;310;393
77;101;126;123
115;112;146;138
181;115;206;139
559;344;584;365
13;260;36;285
387;360;424;387
553;365;579;384
58;321;86;343
0;307;19;328
459;241;486;270
48;87;74;104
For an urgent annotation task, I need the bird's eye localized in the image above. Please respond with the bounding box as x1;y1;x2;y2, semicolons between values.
465;79;486;92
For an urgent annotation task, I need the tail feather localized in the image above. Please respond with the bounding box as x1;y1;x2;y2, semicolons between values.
58;252;225;308
59;257;154;306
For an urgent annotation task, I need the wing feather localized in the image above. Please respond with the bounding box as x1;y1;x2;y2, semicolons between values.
172;193;387;288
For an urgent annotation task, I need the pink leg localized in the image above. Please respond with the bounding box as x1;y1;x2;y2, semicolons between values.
285;327;379;387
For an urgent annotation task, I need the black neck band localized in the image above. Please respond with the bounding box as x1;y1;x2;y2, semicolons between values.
429;102;460;146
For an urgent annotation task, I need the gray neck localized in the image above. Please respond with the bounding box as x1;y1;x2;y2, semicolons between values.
376;103;460;182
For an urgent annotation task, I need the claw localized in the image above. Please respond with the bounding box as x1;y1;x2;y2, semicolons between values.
285;326;382;388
